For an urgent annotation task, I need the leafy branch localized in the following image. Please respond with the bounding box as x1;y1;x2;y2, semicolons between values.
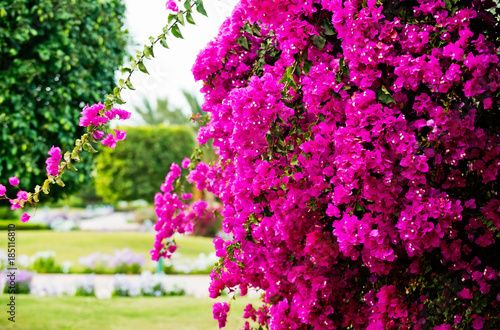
17;0;208;209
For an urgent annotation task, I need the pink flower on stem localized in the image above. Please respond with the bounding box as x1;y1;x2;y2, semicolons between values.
192;200;208;217
45;145;62;177
457;288;473;299
20;212;30;223
181;157;191;169
0;184;6;196
212;302;230;329
101;134;118;149
114;129;127;141
9;176;19;186
93;130;105;140
165;0;179;12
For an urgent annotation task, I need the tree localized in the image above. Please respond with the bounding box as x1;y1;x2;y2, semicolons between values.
154;0;500;329
133;91;204;126
133;97;186;126
0;0;128;196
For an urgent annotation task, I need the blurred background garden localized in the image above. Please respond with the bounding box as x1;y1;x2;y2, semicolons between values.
0;0;254;329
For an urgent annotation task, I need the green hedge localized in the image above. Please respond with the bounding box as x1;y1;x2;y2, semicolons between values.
0;220;49;230
95;125;195;204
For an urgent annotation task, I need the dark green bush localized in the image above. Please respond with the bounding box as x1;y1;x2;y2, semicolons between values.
0;0;128;200
95;125;195;203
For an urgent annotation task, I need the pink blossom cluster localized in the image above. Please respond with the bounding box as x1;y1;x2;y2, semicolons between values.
213;302;230;329
45;146;62;177
1;102;131;223
153;0;499;328
79;102;130;149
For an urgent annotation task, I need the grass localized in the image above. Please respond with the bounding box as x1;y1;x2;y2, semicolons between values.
0;295;261;329
0;231;215;273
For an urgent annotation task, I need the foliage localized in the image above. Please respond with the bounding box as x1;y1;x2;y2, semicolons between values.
95;125;195;203
112;271;185;297
31;250;62;273
78;248;145;274
0;220;49;230
154;1;500;329
134;90;202;126
0;0;128;197
2;269;32;294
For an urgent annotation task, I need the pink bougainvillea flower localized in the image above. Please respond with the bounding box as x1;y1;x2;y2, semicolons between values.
165;0;179;12
181;193;193;200
457;288;473;299
212;302;230;329
8;175;19;186
0;184;6;196
93;130;105;140
192;200;207;217
20;212;31;223
181;157;191;169
114;129;127;141
79;102;107;127
45;145;62;177
101;133;117;149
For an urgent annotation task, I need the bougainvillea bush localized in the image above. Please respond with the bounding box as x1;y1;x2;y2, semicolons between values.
154;0;500;329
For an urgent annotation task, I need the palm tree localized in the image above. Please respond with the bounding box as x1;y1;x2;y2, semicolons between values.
133;97;187;126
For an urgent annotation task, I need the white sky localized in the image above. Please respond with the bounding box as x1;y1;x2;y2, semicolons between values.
120;0;238;124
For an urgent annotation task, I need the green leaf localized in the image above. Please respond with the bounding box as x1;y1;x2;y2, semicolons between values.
186;12;195;25
115;94;126;105
177;12;185;26
196;0;207;16
42;179;50;194
290;154;298;166
66;160;77;171
143;45;154;59
303;59;313;75
138;61;149;74
321;19;335;36
183;0;191;11
168;13;177;24
159;35;169;49
120;67;132;74
376;86;396;105
171;24;183;39
83;142;98;153
56;177;65;187
311;35;326;49
71;149;81;162
237;36;249;50
125;78;135;90
130;59;137;70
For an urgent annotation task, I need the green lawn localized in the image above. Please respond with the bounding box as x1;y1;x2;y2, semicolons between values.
0;231;215;272
0;295;261;329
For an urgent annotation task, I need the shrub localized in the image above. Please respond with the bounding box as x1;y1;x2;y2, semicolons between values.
74;275;95;297
112;271;185;297
31;250;62;273
2;269;32;294
0;0;128;197
154;1;500;328
95;125;195;204
78;249;145;274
